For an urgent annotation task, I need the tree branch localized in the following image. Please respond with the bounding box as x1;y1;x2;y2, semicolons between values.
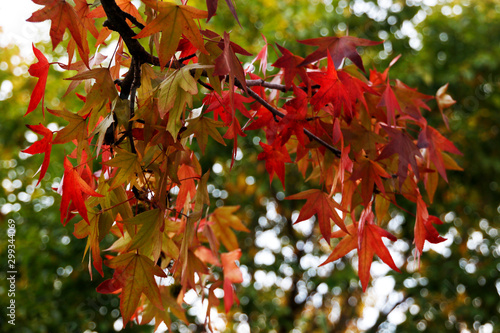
245;79;320;93
101;0;341;158
238;81;342;158
101;0;160;66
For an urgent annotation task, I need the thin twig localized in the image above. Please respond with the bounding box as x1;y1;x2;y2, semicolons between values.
127;58;141;154
239;81;342;158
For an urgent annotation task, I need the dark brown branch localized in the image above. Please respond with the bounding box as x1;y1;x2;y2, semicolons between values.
246;79;290;92
101;0;160;66
101;0;340;158
197;79;214;91
239;81;342;158
246;79;320;93
122;11;145;30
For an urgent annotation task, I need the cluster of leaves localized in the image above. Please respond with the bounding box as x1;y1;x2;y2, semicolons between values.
23;0;461;329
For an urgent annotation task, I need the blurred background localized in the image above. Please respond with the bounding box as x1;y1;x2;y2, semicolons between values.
0;0;499;332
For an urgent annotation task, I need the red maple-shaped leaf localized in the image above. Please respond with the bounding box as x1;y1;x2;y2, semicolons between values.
221;249;244;313
321;208;400;291
213;31;248;93
204;90;253;125
350;155;392;206
272;44;309;88
415;195;446;257
377;80;402;126
309;55;373;120
257;141;292;189
22;123;53;185
278;87;310;146
206;0;241;26
357;208;400;291
417;124;462;182
26;44;50;115
286;189;347;243
299;35;382;71
60;157;103;225
321;222;357;266
175;164;199;212
27;0;89;66
377;124;423;187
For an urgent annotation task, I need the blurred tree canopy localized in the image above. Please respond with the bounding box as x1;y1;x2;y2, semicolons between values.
0;0;499;332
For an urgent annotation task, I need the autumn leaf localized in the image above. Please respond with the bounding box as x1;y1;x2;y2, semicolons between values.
415;195;446;257
309;54;374;120
74;0;99;39
89;113;114;156
357;208;400;291
320;223;357;266
135;0;208;68
73;210;113;277
123;209;164;261
223;117;247;167
158;64;213;138
299;35;382;71
204;90;253;125
417;124;462;182
175;164;199;212
88;0;145;26
22;123;53;186
286;189;347;243
206;0;241;26
60;156;103;225
104;148;143;190
377;80;402;126
66;68;118;121
48;108;88;145
221;249;243;313
97;253;167;327
436;83;456;129
27;0;89;65
213;31;248;93
272;44;309;89
377;124;422;187
26;44;50;116
210;206;249;251
321;208;400;291
350;155;392;206
249;34;268;75
257;141;292;189
181;114;226;154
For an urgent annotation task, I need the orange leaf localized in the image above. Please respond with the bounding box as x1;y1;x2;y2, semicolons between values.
60;156;103;225
286;189;347;243
27;0;89;66
221;249;243;313
135;0;208;68
97;253;167;327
